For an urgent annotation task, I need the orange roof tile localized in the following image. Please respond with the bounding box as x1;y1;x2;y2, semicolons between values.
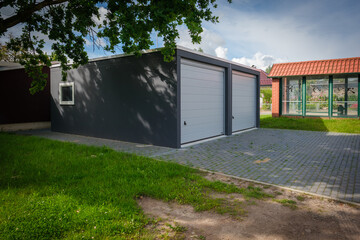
268;57;360;77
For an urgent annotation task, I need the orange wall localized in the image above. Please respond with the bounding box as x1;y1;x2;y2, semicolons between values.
272;78;280;117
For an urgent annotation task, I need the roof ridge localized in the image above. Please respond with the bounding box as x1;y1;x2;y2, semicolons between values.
268;57;360;77
273;56;360;66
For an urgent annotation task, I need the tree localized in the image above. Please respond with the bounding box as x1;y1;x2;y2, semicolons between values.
265;64;273;74
1;0;231;94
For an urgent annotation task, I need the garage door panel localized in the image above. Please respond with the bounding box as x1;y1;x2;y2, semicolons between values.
182;104;224;111
232;71;256;132
181;110;224;118
181;69;224;79
182;99;223;106
182;88;223;95
182;71;223;81
182;122;224;136
181;59;225;144
182;81;223;89
181;74;224;85
182;118;224;126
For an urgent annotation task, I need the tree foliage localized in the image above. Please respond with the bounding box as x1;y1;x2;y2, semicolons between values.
265;64;273;74
0;0;231;94
260;88;272;104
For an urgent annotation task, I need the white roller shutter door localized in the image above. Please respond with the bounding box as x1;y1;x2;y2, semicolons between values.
232;71;257;132
181;59;225;144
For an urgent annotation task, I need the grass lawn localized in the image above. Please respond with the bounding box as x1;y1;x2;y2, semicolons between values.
260;115;360;134
0;133;270;239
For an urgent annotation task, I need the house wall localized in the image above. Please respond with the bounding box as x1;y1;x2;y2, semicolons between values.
50;51;178;147
0;67;50;124
272;78;280;117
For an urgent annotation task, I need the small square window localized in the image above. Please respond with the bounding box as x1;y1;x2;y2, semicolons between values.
59;82;74;105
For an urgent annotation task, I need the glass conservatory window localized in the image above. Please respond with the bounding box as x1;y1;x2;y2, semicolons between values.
282;77;302;115
306;76;329;116
333;76;358;116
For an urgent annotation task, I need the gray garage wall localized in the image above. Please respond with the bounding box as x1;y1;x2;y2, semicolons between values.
51;51;178;147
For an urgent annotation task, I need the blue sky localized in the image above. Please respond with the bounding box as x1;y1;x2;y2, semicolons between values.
174;0;360;69
84;0;360;69
2;0;360;70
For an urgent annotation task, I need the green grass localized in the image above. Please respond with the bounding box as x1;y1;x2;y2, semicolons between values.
166;223;187;233
0;133;271;239
260;115;360;134
296;195;306;201
274;199;298;210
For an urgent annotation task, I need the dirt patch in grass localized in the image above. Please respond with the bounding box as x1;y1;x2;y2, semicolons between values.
139;172;360;240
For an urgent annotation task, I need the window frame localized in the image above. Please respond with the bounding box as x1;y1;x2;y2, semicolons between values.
331;74;359;117
305;75;330;117
281;77;303;116
59;82;75;105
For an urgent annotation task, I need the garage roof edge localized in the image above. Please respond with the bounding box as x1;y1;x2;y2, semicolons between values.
176;46;258;73
51;46;259;74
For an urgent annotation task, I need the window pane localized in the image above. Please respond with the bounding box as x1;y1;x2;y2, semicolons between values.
333;77;358;116
61;86;73;101
282;77;302;115
347;77;358;116
333;77;346;116
306;77;329;116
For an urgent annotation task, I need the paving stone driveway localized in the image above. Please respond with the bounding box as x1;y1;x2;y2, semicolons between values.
160;129;360;203
23;128;360;203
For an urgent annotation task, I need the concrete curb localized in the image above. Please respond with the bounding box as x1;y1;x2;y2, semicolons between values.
198;168;360;207
0;122;51;132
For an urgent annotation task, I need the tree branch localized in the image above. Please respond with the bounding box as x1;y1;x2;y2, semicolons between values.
0;0;68;34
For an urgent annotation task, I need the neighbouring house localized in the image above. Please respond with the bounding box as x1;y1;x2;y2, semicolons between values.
259;69;272;89
269;57;359;118
50;46;260;148
0;62;51;129
259;69;272;110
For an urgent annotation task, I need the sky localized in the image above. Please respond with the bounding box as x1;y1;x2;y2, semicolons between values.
1;0;360;70
175;0;360;70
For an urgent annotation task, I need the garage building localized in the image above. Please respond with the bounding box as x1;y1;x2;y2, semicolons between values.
51;46;260;148
0;63;50;127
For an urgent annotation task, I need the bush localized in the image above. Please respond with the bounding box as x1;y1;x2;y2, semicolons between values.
260;88;272;104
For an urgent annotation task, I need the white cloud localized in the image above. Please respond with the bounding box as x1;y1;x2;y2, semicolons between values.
87;50;109;59
0;5;16;20
215;46;228;59
210;2;360;62
177;27;225;56
84;38;91;46
96;38;106;47
232;52;284;70
92;7;108;26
